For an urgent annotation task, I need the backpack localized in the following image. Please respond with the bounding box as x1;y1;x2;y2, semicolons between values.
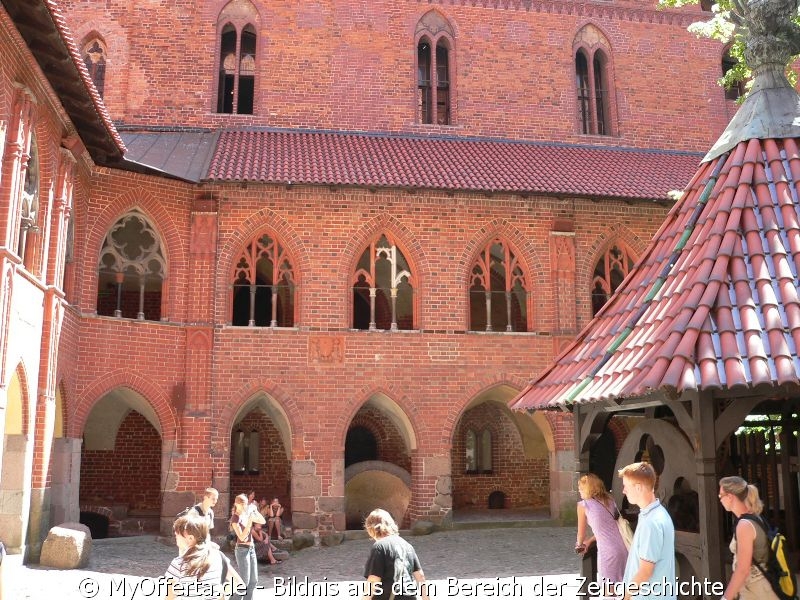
737;514;798;600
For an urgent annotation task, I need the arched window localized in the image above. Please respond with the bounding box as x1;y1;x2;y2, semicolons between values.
18;134;39;269
82;38;107;97
469;239;529;332
352;234;415;331
96;210;167;321
591;243;635;316
230;231;296;327
576;48;612;135
415;11;454;125
215;0;258;116
574;25;615;136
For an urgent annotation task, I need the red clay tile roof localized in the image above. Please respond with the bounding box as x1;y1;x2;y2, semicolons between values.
513;135;800;409
205;129;702;200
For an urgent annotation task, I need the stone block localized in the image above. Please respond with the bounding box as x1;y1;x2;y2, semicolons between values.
434;493;452;509
435;475;451;495
39;523;92;569
423;456;449;477
292;475;321;497
318;497;344;512
291;512;319;530
332;512;346;532
320;532;344;546
291;497;316;514
292;460;316;476
410;520;435;536
162;491;196;516
292;531;316;550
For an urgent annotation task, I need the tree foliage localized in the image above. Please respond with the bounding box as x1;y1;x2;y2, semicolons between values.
658;0;800;97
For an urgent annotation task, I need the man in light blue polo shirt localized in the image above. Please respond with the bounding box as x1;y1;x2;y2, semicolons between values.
619;462;676;600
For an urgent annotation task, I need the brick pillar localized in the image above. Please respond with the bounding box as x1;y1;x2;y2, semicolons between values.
549;229;577;335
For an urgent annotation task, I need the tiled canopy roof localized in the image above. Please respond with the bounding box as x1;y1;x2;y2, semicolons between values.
205;129;701;200
513;135;800;410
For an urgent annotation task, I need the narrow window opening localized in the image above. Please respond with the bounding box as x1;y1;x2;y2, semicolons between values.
18;135;39;268
722;49;745;101
82;39;107;97
237;26;256;114
436;43;450;125
417;41;432;124
576;51;591;135
218;25;237;113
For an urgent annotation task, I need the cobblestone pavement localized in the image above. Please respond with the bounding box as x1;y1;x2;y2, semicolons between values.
6;527;583;599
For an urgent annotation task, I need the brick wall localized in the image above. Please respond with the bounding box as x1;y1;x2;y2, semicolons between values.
80;411;162;511
55;164;671;524
58;0;732;152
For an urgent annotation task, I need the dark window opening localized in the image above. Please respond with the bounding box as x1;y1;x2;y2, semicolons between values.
418;41;432;124
722;50;745;101
576;48;612;136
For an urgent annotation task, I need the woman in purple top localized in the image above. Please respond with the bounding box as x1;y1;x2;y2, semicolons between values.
575;473;629;594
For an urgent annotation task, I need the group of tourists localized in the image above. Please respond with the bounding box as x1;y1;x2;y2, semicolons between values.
576;462;780;600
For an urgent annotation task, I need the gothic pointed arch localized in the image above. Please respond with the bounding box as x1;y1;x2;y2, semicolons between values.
468;236;531;332
351;232;416;331
573;23;617;136
415;10;455;125
96;208;167;321
215;0;260;114
230;228;297;327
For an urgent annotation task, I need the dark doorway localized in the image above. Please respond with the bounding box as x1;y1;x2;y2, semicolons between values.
345;426;378;467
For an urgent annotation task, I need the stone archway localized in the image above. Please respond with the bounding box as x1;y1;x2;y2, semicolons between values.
452;385;550;515
79;387;164;537
0;367;33;553
344;394;416;528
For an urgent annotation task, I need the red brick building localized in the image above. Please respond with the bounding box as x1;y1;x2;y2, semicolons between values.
1;0;739;559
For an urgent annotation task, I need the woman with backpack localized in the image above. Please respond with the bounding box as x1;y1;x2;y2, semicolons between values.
165;511;241;599
718;476;779;600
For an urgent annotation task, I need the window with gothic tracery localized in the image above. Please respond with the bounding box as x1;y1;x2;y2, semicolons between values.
96;210;166;321
231;232;296;327
18;135;39;269
591;243;635;316
352;234;414;331
469;239;529;332
416;11;454;125
216;22;257;114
